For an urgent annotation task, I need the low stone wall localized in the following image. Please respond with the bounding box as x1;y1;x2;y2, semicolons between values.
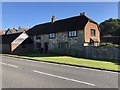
84;46;120;61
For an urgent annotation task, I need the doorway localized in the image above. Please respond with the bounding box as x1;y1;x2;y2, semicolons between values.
44;42;48;52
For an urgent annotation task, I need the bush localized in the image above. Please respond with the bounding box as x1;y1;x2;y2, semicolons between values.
100;43;119;47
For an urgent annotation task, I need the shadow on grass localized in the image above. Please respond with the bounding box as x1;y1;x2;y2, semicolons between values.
14;50;120;66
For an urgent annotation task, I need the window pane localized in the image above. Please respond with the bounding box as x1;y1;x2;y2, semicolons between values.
91;29;95;36
69;31;71;36
74;31;76;36
68;31;77;37
71;31;73;36
49;33;55;39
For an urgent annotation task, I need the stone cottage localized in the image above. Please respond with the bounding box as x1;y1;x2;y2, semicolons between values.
27;12;100;53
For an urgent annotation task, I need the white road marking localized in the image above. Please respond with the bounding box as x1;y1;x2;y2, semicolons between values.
30;60;38;63
0;62;7;65
33;70;95;86
7;64;18;68
0;62;18;68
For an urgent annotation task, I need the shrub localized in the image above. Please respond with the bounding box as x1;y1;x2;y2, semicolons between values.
100;43;119;47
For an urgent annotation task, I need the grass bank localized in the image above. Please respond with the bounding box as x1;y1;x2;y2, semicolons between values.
1;52;119;71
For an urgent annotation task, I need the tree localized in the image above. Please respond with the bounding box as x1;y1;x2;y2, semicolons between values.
99;18;120;36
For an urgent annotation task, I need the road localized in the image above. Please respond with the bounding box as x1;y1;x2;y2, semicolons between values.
0;56;119;88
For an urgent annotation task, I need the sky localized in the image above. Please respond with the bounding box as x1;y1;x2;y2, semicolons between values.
1;2;118;30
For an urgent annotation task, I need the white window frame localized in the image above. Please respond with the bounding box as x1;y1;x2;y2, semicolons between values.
49;33;56;39
68;30;77;37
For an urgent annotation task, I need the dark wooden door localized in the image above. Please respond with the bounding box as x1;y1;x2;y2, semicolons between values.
44;42;48;52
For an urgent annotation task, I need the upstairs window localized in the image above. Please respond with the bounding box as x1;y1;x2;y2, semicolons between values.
49;33;56;39
90;29;96;36
68;31;77;37
36;35;41;39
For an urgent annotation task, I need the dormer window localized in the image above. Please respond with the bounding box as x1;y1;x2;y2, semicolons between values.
68;30;77;37
90;29;96;36
49;33;56;39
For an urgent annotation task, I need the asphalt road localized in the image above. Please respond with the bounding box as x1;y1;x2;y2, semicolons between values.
0;56;119;88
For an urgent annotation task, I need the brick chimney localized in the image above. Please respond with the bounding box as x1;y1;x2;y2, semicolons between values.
51;15;56;23
80;12;85;16
13;27;16;30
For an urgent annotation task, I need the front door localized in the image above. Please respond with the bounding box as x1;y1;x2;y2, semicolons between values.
44;42;48;52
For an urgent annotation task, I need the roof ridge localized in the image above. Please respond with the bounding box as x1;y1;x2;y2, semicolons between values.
35;15;87;26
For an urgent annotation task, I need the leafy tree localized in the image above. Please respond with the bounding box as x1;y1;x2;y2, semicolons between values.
99;18;120;36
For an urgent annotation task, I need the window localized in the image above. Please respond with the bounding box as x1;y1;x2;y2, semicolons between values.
49;33;56;39
36;35;41;39
90;29;96;36
36;43;41;48
68;31;77;37
58;42;68;49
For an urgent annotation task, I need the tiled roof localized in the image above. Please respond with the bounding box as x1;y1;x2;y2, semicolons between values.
5;28;17;34
0;30;6;35
27;15;98;36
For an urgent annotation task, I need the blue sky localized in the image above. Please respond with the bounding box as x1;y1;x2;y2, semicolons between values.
2;2;118;30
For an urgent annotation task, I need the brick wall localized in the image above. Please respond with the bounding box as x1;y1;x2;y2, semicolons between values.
84;21;100;43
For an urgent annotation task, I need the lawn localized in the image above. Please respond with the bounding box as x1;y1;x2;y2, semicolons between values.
1;52;119;71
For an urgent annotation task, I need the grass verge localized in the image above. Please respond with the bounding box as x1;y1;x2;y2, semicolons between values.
1;53;119;72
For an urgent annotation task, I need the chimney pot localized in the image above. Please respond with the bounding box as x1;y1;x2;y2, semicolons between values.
80;12;85;16
52;15;56;23
13;27;16;30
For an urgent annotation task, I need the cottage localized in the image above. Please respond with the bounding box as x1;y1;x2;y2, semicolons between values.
27;12;100;53
0;32;33;54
